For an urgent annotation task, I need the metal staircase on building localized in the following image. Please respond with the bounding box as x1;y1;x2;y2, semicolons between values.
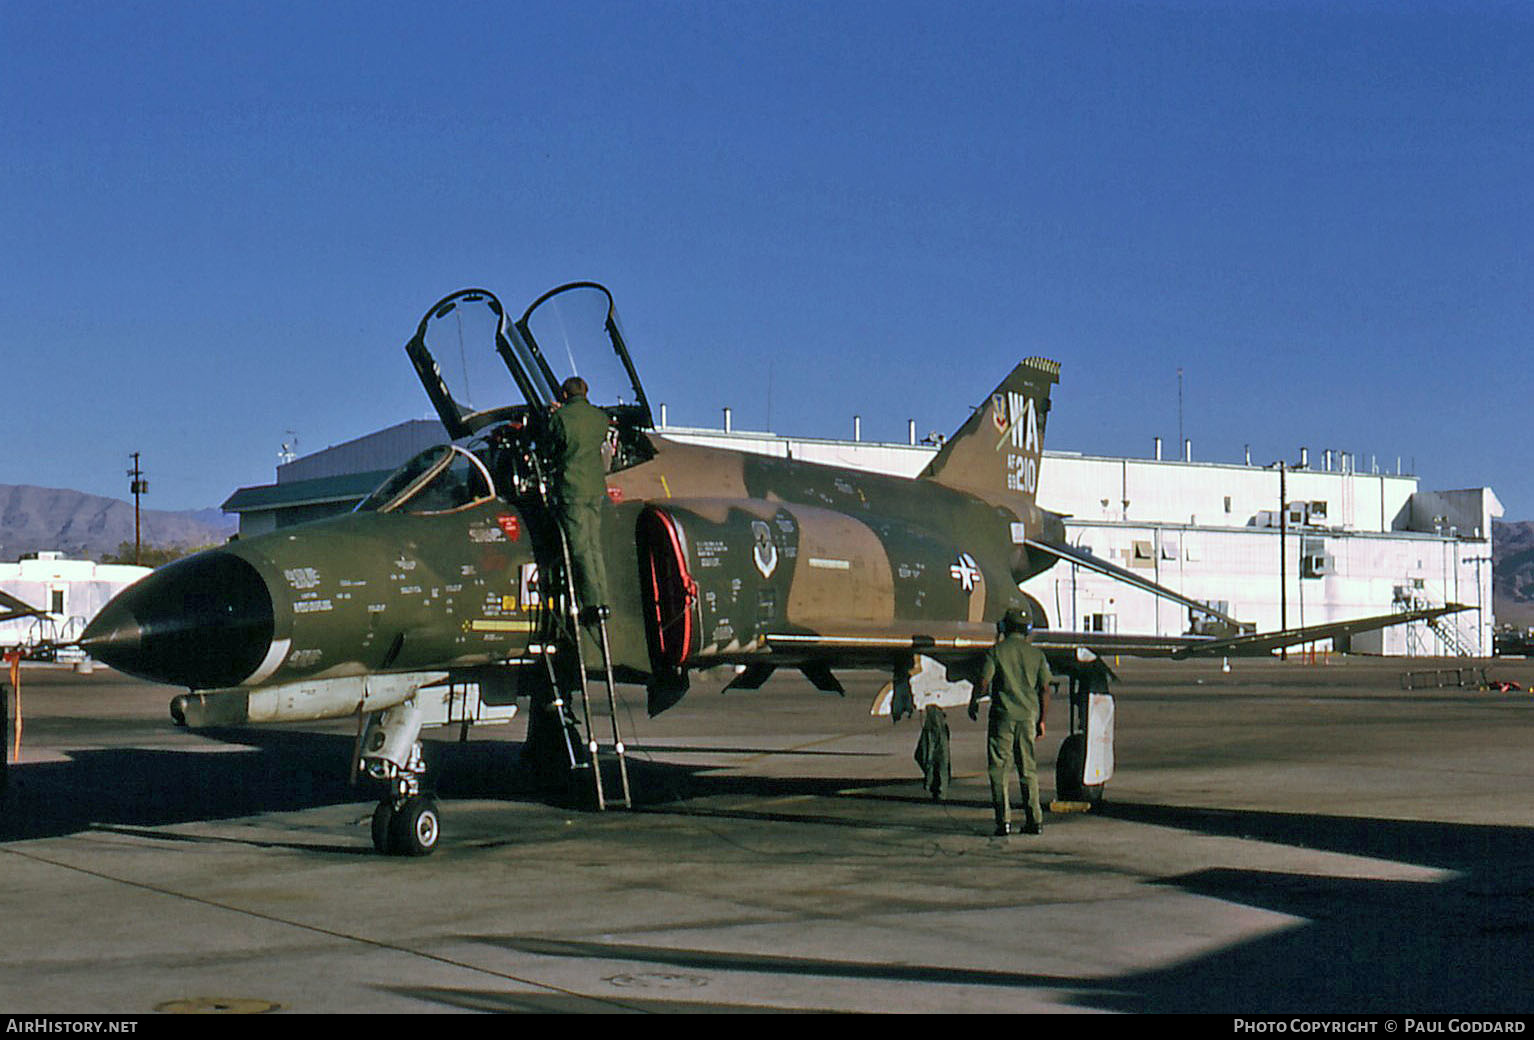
1425;613;1474;658
1395;587;1474;658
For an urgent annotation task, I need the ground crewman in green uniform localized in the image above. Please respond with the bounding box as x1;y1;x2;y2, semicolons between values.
969;607;1053;836
548;376;611;617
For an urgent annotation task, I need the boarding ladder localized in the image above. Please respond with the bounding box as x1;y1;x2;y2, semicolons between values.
528;454;632;811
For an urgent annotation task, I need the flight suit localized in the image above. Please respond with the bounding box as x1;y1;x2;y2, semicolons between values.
978;632;1052;831
547;391;611;611
913;704;951;801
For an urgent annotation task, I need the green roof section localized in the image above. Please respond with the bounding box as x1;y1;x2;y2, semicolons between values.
222;470;393;514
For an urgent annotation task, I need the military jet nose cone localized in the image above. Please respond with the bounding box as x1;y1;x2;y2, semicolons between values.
81;552;275;689
79;601;143;657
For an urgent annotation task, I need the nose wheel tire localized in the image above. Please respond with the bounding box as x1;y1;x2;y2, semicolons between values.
371;796;441;856
371;800;396;854
392;796;441;856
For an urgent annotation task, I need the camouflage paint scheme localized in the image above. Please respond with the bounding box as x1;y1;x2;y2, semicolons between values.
82;358;1060;701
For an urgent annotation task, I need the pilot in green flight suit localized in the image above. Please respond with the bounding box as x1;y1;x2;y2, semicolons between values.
548;376;611;615
970;607;1053;836
523;376;613;785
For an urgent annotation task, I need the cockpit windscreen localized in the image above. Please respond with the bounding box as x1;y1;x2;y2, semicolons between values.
356;445;495;515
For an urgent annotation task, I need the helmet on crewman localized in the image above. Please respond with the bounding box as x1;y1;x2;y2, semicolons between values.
998;606;1033;636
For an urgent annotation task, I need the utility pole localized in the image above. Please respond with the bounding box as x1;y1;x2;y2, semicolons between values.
128;453;147;566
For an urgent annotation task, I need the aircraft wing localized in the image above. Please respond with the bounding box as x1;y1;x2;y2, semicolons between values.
755;604;1472;671
1024;538;1243;626
766;627;1198;659
0;589;48;625
764;627;1205;675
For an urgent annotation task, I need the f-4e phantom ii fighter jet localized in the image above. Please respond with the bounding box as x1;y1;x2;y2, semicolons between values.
79;283;1465;855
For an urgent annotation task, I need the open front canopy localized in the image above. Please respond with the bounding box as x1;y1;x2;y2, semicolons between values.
404;289;545;439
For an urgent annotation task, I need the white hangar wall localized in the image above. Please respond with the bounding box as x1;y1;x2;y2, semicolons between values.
660;424;1499;657
1023;521;1491;657
1032;453;1422;535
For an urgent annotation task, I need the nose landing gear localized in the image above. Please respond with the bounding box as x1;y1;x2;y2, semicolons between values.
361;701;440;856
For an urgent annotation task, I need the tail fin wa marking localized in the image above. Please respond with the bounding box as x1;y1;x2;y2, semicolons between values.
919;357;1061;505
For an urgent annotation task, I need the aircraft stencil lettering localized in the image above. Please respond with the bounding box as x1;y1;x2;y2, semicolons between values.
1008;391;1038;452
78;282;1467;856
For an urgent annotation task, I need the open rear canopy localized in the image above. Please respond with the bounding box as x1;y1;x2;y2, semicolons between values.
511;282;653;430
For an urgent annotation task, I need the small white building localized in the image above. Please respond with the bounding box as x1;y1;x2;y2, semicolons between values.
0;553;152;648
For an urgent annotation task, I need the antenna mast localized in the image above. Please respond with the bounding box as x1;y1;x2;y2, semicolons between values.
1177;367;1184;456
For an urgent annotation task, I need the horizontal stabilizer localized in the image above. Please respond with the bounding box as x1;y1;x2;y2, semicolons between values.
1026;538;1242;626
1170;605;1472;659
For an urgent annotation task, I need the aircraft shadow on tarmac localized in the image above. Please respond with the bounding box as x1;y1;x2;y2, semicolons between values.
378;984;817;1014
0;727;930;847
1;730;370;849
411;805;1531;1015
6;731;1529;1013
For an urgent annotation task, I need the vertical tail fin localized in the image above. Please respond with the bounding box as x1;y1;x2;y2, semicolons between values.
918;357;1060;504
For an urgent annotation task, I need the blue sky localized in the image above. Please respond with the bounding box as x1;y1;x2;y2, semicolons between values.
3;1;1531;518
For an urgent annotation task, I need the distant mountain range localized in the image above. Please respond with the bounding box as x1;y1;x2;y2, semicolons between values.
0;484;237;562
1493;520;1534;628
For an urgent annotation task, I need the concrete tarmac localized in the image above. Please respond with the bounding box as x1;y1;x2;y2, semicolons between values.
2;656;1531;1014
